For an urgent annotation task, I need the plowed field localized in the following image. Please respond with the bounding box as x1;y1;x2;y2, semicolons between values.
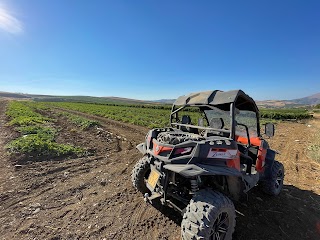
0;100;319;240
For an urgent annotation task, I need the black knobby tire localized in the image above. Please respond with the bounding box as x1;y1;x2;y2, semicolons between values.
261;160;284;196
131;156;151;194
181;189;236;240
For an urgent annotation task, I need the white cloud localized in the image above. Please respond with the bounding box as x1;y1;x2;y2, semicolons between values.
0;5;23;34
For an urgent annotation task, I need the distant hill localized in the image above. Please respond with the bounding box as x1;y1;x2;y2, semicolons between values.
155;93;320;108
1;91;319;107
154;99;176;104
155;92;320;108
35;95;158;105
0;91;31;99
291;92;320;105
257;92;320;108
256;100;288;108
101;96;157;105
0;91;156;105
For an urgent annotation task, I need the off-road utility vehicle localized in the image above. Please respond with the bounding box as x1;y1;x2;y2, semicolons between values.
132;90;284;240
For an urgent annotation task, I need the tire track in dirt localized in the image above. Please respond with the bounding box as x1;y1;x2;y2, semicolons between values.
52;107;148;144
46;107;183;238
49;107;182;239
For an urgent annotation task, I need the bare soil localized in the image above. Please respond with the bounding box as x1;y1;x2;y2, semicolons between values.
0;100;319;240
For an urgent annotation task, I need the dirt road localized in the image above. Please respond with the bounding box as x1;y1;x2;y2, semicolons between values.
0;101;319;240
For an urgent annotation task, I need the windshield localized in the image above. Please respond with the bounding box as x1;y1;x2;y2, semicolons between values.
204;107;231;130
235;110;258;138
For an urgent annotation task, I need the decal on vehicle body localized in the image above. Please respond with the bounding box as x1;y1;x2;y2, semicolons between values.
207;149;238;159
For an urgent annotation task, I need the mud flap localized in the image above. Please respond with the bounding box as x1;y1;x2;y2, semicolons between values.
263;149;276;180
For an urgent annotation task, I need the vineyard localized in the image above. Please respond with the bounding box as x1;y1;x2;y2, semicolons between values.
7;100;312;158
260;108;312;120
31;101;173;128
24;101;313;128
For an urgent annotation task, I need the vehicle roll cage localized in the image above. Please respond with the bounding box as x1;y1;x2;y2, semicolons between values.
170;90;261;139
170;104;233;137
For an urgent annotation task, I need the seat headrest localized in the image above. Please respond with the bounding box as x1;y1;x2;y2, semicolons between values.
181;115;191;124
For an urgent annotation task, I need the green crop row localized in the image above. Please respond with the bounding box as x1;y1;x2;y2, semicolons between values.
5;101;50;126
19;101;102;130
46;102;172;128
34;102;312;129
55;111;101;130
5;101;84;157
44;102;202;128
259;108;312;120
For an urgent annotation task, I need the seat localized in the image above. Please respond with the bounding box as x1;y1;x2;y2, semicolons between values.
237;141;259;175
236;135;260;165
180;115;191;132
180;115;198;134
209;118;224;129
240;153;253;174
205;118;226;137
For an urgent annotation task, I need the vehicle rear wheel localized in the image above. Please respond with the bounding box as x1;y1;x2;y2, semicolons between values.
261;160;284;196
181;189;235;240
131;156;151;194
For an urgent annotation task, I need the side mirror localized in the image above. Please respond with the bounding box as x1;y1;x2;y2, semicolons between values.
265;123;275;137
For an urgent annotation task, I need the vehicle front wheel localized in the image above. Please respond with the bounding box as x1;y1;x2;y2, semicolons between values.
261;160;284;196
181;189;235;240
131;156;151;194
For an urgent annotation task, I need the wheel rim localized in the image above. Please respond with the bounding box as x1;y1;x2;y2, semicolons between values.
275;169;283;189
209;212;229;240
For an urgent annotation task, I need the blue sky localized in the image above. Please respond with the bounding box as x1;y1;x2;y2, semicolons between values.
0;0;319;100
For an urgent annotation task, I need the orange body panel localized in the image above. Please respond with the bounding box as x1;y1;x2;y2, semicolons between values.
256;148;267;171
226;151;240;171
235;135;261;147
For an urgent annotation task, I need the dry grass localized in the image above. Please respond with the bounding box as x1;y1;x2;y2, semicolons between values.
308;114;320;163
308;135;320;163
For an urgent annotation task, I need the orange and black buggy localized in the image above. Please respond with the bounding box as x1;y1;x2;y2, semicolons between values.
132;90;284;240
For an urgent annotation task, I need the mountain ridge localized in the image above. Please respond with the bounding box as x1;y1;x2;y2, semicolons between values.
155;92;320;107
0;91;319;107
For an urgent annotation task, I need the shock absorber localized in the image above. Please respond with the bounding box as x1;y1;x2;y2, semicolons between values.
190;179;199;193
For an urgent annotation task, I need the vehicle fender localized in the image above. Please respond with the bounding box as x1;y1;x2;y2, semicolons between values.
136;142;147;155
163;164;242;178
263;149;276;179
